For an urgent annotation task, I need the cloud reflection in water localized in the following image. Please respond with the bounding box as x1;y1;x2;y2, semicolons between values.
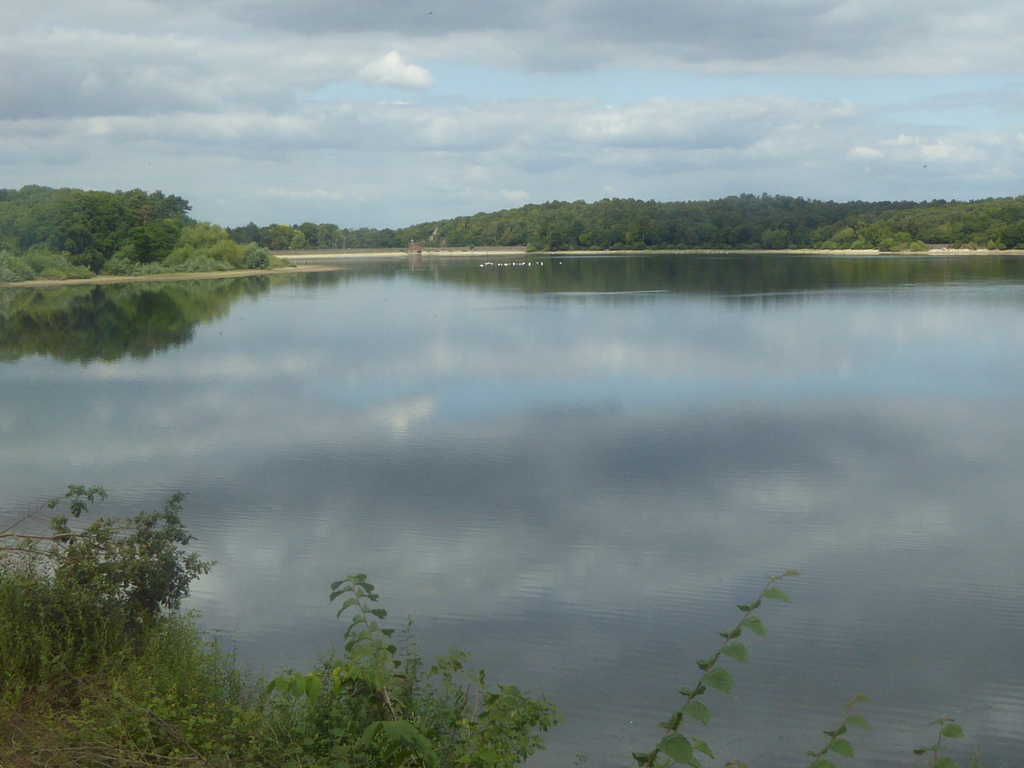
2;269;1024;766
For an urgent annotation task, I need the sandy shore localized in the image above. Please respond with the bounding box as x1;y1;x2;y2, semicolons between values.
0;262;352;290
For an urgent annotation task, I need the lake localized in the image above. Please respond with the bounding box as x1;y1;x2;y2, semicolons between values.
2;253;1024;767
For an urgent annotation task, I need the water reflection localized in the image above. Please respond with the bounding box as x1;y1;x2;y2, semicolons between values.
2;255;1024;767
6;253;1024;364
0;279;270;363
416;252;1024;297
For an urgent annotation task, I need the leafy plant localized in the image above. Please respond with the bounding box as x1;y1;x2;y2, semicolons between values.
801;695;871;768
634;570;800;768
914;717;967;768
0;486;214;696
268;574;559;768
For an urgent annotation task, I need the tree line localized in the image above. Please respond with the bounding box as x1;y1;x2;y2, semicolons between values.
7;186;1024;286
228;194;1024;253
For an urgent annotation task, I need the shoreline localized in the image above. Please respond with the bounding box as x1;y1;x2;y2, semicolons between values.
4;247;1024;289
286;246;1024;259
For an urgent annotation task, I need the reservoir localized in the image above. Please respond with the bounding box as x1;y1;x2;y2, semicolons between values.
2;253;1024;766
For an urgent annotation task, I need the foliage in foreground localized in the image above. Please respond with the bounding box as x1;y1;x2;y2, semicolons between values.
0;489;557;768
0;487;1001;768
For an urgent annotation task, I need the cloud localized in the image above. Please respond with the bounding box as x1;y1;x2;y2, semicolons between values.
2;0;1024;224
194;0;1024;75
358;51;434;90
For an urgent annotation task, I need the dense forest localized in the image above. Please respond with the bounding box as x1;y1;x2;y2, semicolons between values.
228;194;1024;253
0;186;280;282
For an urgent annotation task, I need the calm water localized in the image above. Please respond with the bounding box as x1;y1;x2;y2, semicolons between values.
3;253;1024;767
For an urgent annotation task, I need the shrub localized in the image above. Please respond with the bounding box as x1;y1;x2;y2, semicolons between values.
268;574;560;768
0;488;213;697
0;251;36;282
243;242;273;270
165;222;246;270
102;254;142;275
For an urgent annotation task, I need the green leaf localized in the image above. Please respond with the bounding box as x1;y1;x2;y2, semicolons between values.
678;686;693;697
701;668;733;694
692;738;714;758
845;715;871;730
940;723;964;739
682;700;710;725
828;739;854;758
763;587;790;602
913;748;930;755
358;722;384;748
305;673;323;701
935;759;958;768
657;734;693;763
782;569;801;576
632;751;652;766
657;711;683;731
722;642;749;663
736;604;752;612
740;616;767;637
381;721;439;768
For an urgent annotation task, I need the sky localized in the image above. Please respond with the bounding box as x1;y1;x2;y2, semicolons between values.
5;0;1024;228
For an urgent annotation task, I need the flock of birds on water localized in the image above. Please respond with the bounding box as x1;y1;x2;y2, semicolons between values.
477;261;548;267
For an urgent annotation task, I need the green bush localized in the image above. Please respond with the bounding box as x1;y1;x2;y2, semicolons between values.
102;254;142;275
243;242;273;270
0;251;36;282
267;574;559;768
22;246;94;279
165;222;246;270
0;248;94;281
0;488;213;697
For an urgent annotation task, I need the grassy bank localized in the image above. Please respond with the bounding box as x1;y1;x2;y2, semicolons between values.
0;489;557;768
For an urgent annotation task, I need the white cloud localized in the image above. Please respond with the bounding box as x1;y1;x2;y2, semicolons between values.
851;146;884;159
358;51;434;90
3;0;1024;224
